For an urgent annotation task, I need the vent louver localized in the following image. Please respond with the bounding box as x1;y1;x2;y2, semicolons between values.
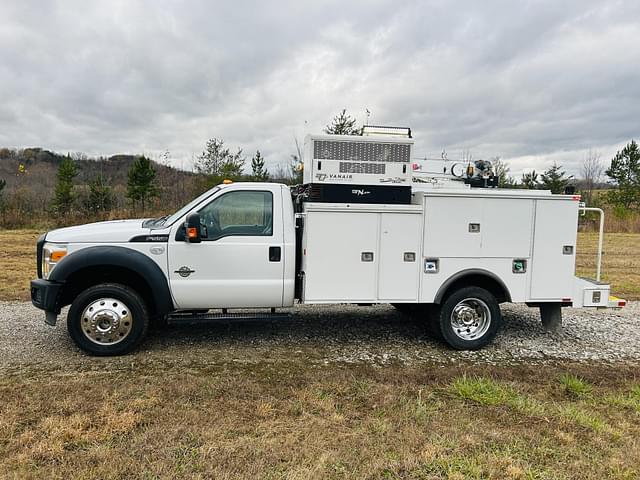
339;162;386;174
314;141;410;163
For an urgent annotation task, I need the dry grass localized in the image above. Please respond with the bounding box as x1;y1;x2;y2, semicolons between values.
0;229;40;301
576;232;640;300
1;363;639;479
2;230;638;301
1;230;640;478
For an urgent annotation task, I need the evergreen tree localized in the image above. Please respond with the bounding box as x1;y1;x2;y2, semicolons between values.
521;170;539;189
127;156;159;214
250;150;269;181
53;156;78;214
0;178;6;211
324;109;361;135
540;162;573;194
605;140;640;210
86;174;114;214
195;138;245;186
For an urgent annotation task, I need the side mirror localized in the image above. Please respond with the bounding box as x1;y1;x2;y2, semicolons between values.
184;213;202;243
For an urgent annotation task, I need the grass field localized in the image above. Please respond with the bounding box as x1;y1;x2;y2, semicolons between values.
2;230;638;302
1;362;640;479
576;232;640;300
1;229;639;478
0;229;39;301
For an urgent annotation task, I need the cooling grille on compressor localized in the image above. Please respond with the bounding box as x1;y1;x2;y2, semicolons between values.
339;162;386;174
313;140;411;163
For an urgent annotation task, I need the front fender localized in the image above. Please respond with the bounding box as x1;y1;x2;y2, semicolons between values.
49;245;174;316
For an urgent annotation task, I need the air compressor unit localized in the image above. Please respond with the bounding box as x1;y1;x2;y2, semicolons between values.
301;131;413;204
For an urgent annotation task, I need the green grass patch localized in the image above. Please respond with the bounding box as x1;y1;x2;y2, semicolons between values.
451;376;514;406
560;373;593;399
601;384;640;413
451;376;547;417
558;405;608;433
452;375;614;433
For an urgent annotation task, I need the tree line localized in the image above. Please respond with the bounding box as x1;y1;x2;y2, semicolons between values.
0;142;297;228
0;109;638;229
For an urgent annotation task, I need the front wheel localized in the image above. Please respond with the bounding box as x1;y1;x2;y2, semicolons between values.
435;286;501;350
67;283;149;356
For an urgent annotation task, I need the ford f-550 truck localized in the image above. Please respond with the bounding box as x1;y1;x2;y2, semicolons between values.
30;130;624;356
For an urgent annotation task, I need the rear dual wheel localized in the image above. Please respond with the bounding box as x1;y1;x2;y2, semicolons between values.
434;286;501;350
67;283;149;356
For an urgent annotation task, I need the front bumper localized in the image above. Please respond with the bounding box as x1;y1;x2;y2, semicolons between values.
30;279;62;325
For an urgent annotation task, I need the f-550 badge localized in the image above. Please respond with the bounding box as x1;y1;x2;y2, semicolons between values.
175;266;196;278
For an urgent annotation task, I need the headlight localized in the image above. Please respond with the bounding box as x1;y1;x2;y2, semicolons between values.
42;243;68;279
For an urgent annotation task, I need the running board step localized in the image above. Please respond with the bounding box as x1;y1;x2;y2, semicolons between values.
167;311;291;324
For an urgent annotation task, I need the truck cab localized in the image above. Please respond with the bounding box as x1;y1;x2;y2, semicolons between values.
31;182;296;356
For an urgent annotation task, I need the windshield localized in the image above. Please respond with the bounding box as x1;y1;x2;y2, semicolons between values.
160;187;221;227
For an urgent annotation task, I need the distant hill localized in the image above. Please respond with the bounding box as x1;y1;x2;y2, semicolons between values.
0;147;202;223
0;147;195;190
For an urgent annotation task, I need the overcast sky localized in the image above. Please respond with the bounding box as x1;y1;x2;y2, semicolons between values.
1;1;639;176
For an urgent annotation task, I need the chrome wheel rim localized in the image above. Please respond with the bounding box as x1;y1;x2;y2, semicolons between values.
80;298;133;345
450;298;491;341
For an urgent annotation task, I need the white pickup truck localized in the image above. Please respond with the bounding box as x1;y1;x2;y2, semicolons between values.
31;133;624;356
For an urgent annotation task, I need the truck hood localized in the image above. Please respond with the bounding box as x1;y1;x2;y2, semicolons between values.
45;219;154;243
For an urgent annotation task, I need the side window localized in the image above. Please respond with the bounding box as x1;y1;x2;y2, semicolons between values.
198;190;273;240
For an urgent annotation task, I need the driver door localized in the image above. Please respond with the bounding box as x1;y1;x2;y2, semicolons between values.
168;186;285;309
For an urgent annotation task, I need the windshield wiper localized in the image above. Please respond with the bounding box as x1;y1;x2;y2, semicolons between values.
145;215;169;227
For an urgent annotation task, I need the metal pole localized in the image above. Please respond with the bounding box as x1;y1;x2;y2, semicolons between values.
580;207;604;281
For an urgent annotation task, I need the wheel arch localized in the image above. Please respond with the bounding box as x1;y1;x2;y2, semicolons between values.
50;246;174;317
434;269;512;305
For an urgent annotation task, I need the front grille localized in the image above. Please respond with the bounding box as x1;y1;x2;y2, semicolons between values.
313;140;411;163
339;162;386;174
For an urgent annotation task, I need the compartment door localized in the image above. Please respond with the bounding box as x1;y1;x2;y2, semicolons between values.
529;200;578;300
303;211;379;302
378;213;422;301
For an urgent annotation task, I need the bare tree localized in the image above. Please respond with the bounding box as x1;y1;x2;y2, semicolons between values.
490;156;515;188
290;137;304;184
271;163;293;183
581;149;604;205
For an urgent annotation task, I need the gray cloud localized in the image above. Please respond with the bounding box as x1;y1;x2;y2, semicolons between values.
1;0;639;177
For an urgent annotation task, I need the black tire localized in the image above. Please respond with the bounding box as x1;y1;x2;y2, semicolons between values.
436;286;501;350
67;283;149;356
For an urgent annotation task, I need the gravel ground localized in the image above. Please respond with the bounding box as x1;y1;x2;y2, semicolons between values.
0;301;638;372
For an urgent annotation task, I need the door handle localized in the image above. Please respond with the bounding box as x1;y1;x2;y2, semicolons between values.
269;246;281;262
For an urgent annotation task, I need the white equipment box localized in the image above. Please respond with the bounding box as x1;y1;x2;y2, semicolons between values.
300;187;610;308
302;133;414;186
